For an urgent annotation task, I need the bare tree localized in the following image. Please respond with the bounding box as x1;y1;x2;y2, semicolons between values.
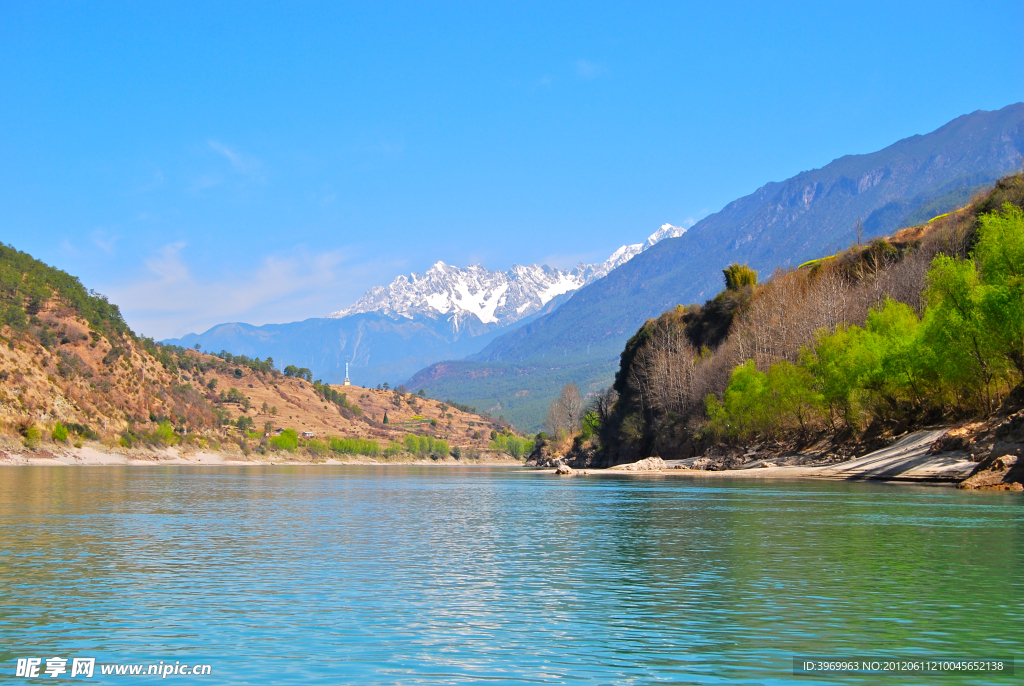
591;387;618;428
545;382;584;436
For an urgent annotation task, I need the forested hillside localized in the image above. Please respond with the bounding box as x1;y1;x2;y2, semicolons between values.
413;104;1024;430
562;173;1024;469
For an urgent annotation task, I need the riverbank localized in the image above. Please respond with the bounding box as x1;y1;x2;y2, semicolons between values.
547;430;1023;490
7;429;1020;490
0;440;523;467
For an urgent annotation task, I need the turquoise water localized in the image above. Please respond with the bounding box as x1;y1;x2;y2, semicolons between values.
0;466;1021;684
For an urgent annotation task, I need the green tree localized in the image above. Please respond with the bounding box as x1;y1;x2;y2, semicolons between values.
973;204;1024;378
804;325;870;429
21;423;40;448
270;428;299;452
922;255;1001;410
152;421;177;445
580;410;601;440
722;263;758;291
328;437;382;456
711;360;769;438
864;300;934;416
488;434;534;458
765;361;823;434
51;421;68;443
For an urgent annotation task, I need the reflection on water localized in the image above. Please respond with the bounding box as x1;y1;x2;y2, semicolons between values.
0;467;1021;684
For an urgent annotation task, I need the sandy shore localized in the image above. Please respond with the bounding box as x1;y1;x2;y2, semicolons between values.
0;443;523;467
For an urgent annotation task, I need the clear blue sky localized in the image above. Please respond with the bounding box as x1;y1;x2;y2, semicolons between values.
2;1;1021;339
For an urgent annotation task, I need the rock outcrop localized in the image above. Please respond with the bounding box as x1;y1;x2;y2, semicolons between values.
958;410;1024;490
608;456;666;472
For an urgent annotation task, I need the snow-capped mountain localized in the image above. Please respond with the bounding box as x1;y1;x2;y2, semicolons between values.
329;262;585;329
328;223;690;327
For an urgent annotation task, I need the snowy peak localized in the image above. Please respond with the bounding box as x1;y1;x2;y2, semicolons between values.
330;261;585;327
645;222;689;248
583;222;690;281
328;221;692;327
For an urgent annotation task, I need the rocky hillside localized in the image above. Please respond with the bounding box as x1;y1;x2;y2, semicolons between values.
0;243;510;461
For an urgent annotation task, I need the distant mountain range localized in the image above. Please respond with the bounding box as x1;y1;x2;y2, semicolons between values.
410;103;1024;429
164;224;690;384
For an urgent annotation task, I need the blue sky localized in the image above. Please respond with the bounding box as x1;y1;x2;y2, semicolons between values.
2;1;1021;339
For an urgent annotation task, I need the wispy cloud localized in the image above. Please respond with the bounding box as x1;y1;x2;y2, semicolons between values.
91;229;119;254
105;243;404;340
574;59;604;79
208;140;263;176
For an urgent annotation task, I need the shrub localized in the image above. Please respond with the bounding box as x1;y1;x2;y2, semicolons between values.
402;434;449;458
328;437;381;456
222;387;246;404
119;430;138;448
22;423;41;448
488;434;534;458
152;421;177;446
270;428;298;452
51;421;68;443
3;304;26;329
305;439;330;457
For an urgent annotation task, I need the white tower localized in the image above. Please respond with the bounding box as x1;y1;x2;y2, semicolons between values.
343;358;351;386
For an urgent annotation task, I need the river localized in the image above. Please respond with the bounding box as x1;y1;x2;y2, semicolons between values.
0;466;1020;684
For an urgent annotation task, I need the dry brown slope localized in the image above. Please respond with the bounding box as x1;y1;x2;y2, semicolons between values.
1;301;507;458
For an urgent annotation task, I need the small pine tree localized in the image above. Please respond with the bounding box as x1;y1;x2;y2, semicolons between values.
382;411;389;425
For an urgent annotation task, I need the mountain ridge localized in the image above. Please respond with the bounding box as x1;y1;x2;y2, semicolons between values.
327;223;689;327
164;223;690;384
411;103;1024;429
